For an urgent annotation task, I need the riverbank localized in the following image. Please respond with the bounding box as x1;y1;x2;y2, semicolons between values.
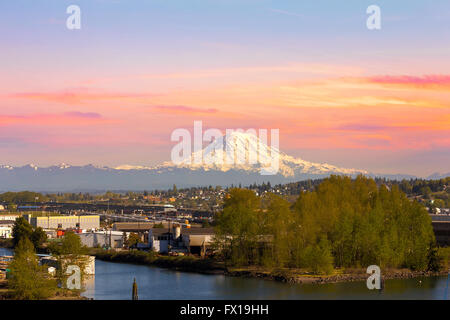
92;249;450;285
225;266;449;284
0;278;88;300
0;239;13;249
93;250;226;275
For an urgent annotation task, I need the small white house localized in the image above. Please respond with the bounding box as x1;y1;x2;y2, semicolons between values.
0;220;14;239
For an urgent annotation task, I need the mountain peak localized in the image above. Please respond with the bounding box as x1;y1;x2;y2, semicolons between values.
57;163;71;169
165;132;367;177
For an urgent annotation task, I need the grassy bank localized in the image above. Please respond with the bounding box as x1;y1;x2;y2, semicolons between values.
0;279;88;300
93;250;225;274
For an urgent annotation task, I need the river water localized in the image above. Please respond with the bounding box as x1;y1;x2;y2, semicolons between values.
1;248;448;300
81;260;450;300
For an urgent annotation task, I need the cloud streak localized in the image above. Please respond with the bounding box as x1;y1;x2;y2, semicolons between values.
0;112;111;127
360;75;450;90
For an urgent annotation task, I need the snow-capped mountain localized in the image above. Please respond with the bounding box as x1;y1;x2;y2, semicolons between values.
0;132;414;192
427;172;450;179
160;131;368;177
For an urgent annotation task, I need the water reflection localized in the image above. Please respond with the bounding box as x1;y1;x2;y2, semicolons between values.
0;248;12;256
2;248;448;300
81;260;449;300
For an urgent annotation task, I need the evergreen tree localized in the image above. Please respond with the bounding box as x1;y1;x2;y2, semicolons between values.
12;217;33;248
8;238;56;300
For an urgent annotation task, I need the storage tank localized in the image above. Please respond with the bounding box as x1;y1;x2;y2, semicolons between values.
173;224;181;239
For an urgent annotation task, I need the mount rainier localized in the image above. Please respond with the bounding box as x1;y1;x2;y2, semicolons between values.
0;132;415;192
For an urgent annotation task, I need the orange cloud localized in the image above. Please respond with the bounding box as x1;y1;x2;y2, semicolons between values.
2;72;449;153
152;105;218;115
358;75;450;90
6;91;159;105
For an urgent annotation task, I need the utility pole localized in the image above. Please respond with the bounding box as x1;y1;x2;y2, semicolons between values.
444;269;450;300
132;278;139;300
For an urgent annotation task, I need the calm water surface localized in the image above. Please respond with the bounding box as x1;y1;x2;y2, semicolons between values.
82;259;450;300
1;248;448;300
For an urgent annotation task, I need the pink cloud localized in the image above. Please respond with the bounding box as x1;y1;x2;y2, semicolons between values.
64;111;102;119
6;90;158;105
0;112;111;127
363;75;450;89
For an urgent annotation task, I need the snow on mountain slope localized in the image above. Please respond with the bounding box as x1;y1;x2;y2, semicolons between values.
160;131;368;177
0;133;368;178
1;132;406;191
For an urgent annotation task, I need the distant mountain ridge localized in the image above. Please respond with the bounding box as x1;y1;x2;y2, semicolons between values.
427;172;450;179
0;132;418;192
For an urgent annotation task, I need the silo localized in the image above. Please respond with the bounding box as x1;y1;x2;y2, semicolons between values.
173;224;181;240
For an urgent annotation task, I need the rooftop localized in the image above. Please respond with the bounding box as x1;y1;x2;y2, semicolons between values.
149;227;215;236
113;222;154;231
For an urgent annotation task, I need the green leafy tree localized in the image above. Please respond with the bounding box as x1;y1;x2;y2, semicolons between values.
261;194;293;268
12;217;33;248
302;237;334;275
427;242;442;272
214;188;261;266
8;238;56;300
126;233;141;248
31;227;47;249
214;176;438;274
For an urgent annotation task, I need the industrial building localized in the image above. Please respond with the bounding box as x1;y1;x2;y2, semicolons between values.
113;222;154;233
148;204;177;213
0;214;20;221
25;215;100;230
148;225;215;255
78;231;125;249
430;214;450;246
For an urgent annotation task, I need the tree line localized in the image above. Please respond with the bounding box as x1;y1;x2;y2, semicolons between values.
214;175;440;274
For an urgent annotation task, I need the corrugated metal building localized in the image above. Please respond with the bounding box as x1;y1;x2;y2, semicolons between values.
113;222;154;232
29;215;100;230
78;231;125;248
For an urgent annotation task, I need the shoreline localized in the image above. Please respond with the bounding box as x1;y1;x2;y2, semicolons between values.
0;240;13;249
93;250;449;285
224;268;449;285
